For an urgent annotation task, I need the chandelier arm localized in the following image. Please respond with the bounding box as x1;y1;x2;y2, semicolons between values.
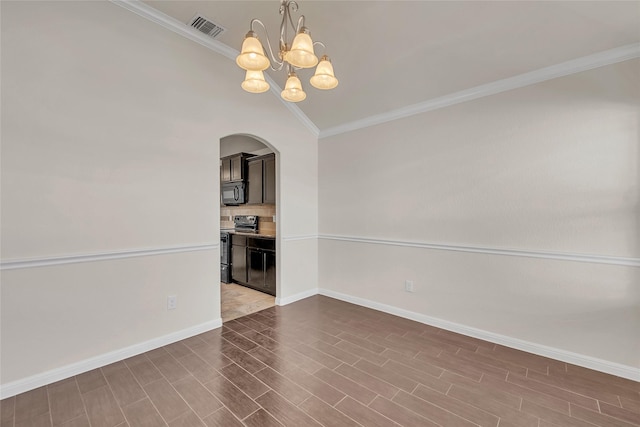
280;1;300;50
279;3;288;54
250;18;284;70
287;0;299;28
312;41;326;56
294;15;305;33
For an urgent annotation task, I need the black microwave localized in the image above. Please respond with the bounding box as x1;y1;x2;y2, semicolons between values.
221;181;246;205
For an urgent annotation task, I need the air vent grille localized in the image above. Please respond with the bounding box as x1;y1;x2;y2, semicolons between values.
189;14;226;39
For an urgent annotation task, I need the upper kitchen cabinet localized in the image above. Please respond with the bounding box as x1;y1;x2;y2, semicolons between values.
220;153;254;183
247;153;276;205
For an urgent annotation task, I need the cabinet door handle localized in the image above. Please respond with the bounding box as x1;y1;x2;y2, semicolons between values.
263;252;267;287
246;247;250;283
234;187;239;201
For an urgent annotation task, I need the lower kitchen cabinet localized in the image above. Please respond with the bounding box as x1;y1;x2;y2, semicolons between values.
231;246;247;284
247;247;276;295
230;234;275;296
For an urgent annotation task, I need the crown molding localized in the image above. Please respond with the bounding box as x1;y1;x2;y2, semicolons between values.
110;0;319;137
111;1;637;140
320;234;640;267
319;43;640;138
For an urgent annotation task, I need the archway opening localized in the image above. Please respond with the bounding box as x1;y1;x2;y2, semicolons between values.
219;134;280;322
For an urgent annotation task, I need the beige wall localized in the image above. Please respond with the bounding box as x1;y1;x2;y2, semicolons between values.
2;0;638;394
220;134;271;158
0;0;318;392
319;59;640;372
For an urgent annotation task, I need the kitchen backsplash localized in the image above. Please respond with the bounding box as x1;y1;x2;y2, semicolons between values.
221;204;276;235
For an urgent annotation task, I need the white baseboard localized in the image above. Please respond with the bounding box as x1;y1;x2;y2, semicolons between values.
4;289;637;398
0;319;222;399
276;288;319;306
318;288;640;382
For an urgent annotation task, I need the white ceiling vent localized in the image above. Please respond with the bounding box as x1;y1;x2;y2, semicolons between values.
189;14;226;39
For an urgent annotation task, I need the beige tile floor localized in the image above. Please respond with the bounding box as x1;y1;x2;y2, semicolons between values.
220;282;275;322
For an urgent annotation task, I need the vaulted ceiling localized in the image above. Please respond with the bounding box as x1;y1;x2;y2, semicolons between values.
142;1;640;135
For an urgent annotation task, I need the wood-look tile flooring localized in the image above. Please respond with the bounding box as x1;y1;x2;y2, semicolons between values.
221;282;275;322
2;295;639;427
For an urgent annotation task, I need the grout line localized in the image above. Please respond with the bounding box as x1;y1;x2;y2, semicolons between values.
118;359;164;425
45;382;53;427
615;395;623;409
240;407;261;422
100;366;132;427
445;383;454;396
333;395;349;408
297;395;313;408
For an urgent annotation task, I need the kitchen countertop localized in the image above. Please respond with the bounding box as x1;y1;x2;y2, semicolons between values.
221;229;276;239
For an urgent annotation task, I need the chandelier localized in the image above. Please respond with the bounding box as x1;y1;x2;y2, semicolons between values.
235;0;339;102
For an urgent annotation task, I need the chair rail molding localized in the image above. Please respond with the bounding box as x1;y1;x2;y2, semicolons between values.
319;234;640;267
0;243;219;270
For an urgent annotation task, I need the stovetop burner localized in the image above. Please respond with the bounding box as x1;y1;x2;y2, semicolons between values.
233;215;258;232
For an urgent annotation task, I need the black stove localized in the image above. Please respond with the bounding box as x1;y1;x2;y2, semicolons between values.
233;215;259;233
221;216;260;284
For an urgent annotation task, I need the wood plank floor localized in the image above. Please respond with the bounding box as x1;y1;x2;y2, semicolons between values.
2;295;639;426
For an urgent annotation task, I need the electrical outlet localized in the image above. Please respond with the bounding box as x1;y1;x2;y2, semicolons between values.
167;295;177;310
404;280;415;293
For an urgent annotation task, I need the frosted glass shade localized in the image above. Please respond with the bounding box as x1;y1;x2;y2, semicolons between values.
310;55;338;90
241;70;270;93
236;34;270;71
286;30;318;68
281;73;306;102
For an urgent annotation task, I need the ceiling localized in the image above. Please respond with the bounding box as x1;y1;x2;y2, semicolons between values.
143;1;640;134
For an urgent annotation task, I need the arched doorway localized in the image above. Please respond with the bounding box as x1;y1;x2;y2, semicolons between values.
219;134;279;322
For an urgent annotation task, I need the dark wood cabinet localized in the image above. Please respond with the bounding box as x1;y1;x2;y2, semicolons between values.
247;246;276;296
246;153;275;205
220;153;254;183
231;235;247;283
231;234;275;296
247;247;264;287
247;159;263;205
220;159;231;182
264;251;276;294
264;155;276;204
